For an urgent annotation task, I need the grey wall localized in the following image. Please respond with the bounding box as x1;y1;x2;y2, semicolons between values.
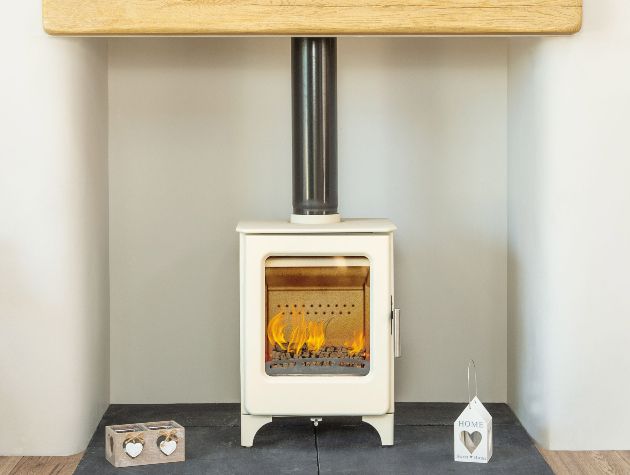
109;38;507;403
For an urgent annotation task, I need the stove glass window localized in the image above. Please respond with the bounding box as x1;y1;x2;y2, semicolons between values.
265;256;370;376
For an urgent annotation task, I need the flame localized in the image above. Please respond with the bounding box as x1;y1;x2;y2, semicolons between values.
345;331;365;357
306;321;326;352
287;308;308;357
268;308;364;358
267;311;287;351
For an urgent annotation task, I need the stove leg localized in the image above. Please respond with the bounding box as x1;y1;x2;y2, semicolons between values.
241;414;272;447
362;414;394;446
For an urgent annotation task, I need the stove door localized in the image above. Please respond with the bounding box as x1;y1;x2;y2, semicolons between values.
264;255;371;377
240;233;394;416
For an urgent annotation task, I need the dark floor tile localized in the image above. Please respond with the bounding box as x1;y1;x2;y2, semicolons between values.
275;416;363;427
103;403;241;428
316;424;551;475
77;403;546;474
86;403;241;448
271;417;320;428
396;402;518;426
76;425;318;475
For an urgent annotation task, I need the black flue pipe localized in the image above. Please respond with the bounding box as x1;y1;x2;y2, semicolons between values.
291;38;338;216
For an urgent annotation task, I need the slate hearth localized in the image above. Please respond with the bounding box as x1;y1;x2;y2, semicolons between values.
75;403;552;474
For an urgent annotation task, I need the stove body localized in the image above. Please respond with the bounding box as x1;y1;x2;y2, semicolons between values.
237;219;398;446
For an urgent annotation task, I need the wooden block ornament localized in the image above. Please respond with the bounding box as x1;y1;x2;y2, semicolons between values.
105;420;185;467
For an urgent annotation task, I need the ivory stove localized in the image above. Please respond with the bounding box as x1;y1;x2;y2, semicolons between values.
237;38;400;446
237;219;399;446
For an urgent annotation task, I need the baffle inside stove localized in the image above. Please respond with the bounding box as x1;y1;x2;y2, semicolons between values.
265;256;370;376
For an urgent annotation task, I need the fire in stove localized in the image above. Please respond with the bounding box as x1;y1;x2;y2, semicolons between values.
266;310;367;374
264;256;370;376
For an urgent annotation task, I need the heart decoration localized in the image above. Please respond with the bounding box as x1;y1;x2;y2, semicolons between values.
460;430;482;454
160;439;177;456
124;441;144;458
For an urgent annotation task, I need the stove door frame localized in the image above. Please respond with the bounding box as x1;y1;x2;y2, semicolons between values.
240;232;394;416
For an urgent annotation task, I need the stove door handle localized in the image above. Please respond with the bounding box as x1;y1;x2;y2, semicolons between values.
393;308;401;358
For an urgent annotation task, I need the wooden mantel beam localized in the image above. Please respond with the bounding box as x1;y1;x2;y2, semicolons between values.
43;0;582;36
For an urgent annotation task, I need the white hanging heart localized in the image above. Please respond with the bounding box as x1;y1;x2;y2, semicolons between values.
460;430;483;454
160;439;177;456
124;441;143;458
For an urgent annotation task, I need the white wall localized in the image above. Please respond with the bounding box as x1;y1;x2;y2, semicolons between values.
0;4;109;455
108;38;508;403
508;0;630;450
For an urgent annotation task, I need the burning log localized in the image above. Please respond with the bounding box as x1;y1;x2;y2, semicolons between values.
266;310;367;374
269;344;367;366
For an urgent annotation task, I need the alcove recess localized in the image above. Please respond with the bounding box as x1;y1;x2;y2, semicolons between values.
43;0;581;36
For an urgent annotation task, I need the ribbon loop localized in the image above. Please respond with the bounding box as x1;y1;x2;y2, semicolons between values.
123;433;145;446
158;429;178;442
467;359;478;408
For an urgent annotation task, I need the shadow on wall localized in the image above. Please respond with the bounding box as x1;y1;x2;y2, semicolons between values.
507;36;550;448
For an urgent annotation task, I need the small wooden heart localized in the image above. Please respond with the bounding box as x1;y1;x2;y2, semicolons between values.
159;439;177;456
460;430;482;454
124;441;143;458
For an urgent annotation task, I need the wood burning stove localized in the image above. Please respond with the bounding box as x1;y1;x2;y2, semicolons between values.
237;37;400;447
237;220;398;446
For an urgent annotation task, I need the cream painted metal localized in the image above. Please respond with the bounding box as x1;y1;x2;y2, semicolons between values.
237;219;396;446
290;213;341;224
237;218;396;234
